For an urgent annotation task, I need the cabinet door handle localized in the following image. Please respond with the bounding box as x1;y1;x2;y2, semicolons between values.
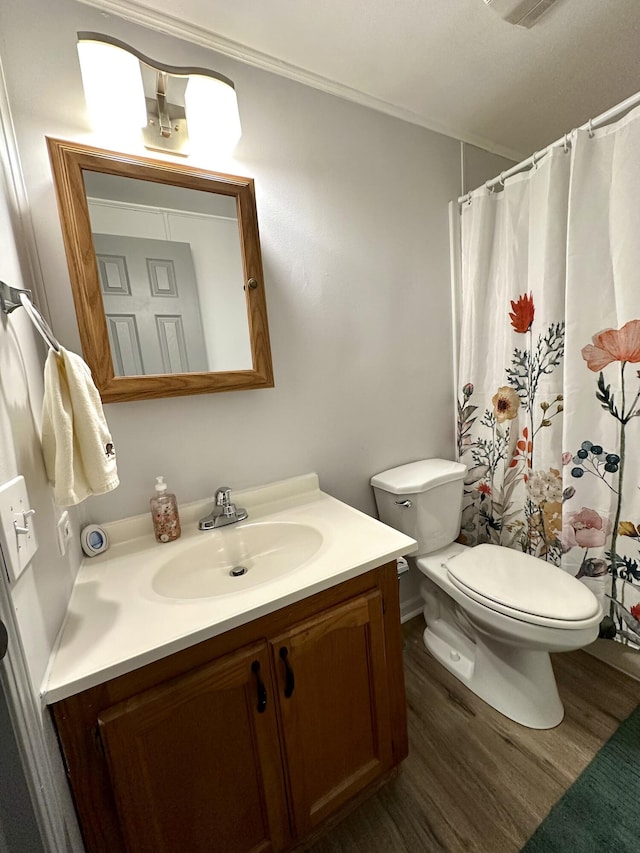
279;647;295;698
0;619;7;661
251;660;267;713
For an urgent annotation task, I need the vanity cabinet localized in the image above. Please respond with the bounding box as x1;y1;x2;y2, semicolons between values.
51;562;407;852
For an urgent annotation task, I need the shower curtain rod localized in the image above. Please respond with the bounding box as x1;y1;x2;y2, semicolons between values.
458;89;640;204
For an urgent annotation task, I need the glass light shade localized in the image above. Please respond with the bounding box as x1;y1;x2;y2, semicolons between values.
184;75;242;153
77;39;147;133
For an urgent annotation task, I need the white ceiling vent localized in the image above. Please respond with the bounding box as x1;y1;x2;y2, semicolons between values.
483;0;562;28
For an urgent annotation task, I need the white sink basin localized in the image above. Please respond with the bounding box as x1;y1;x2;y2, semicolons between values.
152;521;324;599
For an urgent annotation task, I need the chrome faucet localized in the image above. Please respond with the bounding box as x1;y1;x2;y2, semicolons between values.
198;487;248;530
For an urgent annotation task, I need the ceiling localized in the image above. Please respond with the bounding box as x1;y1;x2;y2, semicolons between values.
80;0;640;161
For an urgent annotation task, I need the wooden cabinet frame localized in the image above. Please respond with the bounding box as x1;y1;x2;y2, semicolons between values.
47;137;274;402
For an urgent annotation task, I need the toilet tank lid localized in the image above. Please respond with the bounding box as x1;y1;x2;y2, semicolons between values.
370;459;466;495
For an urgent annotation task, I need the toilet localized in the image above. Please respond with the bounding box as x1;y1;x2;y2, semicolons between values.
371;459;602;729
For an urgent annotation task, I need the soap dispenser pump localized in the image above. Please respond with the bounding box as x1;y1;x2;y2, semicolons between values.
150;476;181;543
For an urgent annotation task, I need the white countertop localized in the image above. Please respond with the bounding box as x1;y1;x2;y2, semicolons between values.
43;474;416;704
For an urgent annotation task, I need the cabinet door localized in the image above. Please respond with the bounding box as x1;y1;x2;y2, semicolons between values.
97;642;289;853
271;590;393;837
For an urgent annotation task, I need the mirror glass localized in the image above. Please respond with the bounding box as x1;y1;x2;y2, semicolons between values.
47;138;273;403
84;172;252;376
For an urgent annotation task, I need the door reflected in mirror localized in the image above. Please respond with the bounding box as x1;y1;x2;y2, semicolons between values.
84;172;252;376
47;139;273;403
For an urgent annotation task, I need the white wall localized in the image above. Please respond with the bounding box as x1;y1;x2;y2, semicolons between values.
0;77;84;852
0;124;82;695
0;0;464;529
463;142;517;195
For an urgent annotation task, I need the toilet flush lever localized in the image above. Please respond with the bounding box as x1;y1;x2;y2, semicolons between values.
395;499;412;508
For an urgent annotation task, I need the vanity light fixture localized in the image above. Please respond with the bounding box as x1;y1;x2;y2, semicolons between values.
77;32;242;155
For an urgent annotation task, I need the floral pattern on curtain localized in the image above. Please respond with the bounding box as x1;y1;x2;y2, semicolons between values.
457;113;640;648
569;322;640;643
457;292;565;561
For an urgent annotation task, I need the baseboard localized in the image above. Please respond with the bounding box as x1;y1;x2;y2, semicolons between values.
584;639;640;683
400;597;422;624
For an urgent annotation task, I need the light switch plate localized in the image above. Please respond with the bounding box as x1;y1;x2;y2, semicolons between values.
0;476;38;584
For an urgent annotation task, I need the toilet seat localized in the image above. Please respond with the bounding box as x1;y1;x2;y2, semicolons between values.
446;543;601;629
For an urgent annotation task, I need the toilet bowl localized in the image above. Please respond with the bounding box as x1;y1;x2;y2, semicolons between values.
417;542;600;728
371;460;602;729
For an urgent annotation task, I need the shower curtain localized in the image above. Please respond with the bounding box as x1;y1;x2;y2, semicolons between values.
457;106;640;646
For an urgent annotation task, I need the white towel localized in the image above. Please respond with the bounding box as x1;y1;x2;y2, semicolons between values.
41;347;119;507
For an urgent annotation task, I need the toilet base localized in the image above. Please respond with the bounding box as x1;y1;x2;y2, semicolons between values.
423;624;564;729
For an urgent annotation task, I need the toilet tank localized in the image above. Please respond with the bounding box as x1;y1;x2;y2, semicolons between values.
371;459;466;555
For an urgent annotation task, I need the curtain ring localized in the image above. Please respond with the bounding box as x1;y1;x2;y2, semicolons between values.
531;150;539;169
563;132;570;153
587;119;595;138
498;172;505;188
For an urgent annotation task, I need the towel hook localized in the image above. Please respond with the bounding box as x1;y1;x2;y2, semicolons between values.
0;281;31;314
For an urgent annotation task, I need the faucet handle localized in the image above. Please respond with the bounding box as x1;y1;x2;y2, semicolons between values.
215;487;232;506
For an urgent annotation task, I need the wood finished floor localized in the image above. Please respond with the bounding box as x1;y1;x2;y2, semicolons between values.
305;616;640;853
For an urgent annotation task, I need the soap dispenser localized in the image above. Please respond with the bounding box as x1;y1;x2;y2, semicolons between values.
150;476;181;543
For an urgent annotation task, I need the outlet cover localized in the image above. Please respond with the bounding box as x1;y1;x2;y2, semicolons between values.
0;476;38;584
56;511;71;556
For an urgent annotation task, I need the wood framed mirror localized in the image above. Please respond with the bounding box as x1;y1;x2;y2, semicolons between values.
47;138;273;403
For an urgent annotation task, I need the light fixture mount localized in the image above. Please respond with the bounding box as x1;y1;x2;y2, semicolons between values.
141;68;189;155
